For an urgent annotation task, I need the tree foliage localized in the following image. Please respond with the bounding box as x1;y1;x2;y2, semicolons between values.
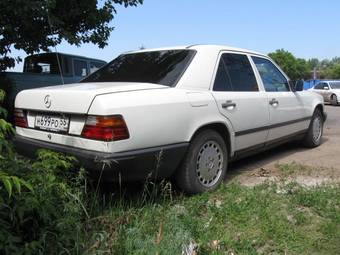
268;49;310;81
0;89;90;254
0;0;143;71
0;89;14;155
268;49;340;80
314;57;340;79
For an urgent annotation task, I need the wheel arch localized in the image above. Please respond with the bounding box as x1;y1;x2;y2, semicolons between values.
189;122;234;158
315;103;327;122
330;93;338;103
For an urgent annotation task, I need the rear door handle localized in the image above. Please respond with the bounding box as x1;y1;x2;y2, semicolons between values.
222;100;236;108
269;98;279;106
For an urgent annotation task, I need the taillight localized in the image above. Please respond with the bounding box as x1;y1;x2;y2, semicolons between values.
14;109;28;128
81;115;129;141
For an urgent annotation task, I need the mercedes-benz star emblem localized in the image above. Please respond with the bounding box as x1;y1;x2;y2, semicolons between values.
44;95;51;108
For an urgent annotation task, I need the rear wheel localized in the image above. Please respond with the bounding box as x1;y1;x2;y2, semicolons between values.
176;129;228;194
331;94;338;106
302;109;323;148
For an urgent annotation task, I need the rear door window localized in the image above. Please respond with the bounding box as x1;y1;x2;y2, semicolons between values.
213;53;258;91
213;57;233;91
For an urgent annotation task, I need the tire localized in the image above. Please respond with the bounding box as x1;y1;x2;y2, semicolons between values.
302;109;324;148
175;129;228;194
331;94;338;106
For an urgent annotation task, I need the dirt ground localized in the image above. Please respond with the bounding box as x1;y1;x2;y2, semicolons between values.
227;105;340;187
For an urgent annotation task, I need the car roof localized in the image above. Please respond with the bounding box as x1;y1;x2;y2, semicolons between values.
323;80;340;83
25;52;106;63
125;44;265;57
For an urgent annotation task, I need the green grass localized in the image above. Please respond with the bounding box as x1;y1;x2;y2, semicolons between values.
1;146;339;254
276;162;315;177
83;181;340;255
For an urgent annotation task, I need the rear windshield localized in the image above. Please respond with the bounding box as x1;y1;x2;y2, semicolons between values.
81;50;196;86
330;81;340;89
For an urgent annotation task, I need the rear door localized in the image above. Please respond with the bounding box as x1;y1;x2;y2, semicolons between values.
211;52;270;151
251;56;308;141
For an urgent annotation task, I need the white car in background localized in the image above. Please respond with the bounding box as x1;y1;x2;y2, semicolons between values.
14;45;326;194
309;80;340;105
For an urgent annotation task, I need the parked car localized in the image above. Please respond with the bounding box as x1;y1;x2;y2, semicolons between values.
1;52;106;122
309;80;340;105
14;45;327;194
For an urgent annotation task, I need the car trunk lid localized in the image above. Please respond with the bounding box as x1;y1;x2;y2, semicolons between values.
15;82;168;113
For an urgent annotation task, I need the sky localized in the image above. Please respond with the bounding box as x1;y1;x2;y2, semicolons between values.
8;0;340;72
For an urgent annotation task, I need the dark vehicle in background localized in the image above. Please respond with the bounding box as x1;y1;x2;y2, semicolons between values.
1;52;106;121
23;53;106;80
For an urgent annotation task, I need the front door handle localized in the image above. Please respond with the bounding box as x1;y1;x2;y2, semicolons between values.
269;98;279;106
222;100;236;108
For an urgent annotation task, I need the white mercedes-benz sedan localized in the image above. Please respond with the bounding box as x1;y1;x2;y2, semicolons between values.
14;45;326;194
309;80;340;105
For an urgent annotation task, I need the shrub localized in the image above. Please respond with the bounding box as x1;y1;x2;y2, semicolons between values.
0;149;89;254
0;89;14;155
0;74;16;123
0;89;89;254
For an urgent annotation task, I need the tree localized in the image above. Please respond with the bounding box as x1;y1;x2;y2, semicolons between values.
268;49;310;80
322;64;340;79
307;58;320;69
0;0;143;71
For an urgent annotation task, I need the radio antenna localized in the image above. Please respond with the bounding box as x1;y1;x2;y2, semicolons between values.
45;3;64;85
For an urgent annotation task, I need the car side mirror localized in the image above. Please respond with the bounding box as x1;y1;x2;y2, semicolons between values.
293;80;304;92
323;86;329;90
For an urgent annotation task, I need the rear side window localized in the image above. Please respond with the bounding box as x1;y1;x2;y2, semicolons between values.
252;57;289;92
81;50;196;87
330;81;340;89
213;53;258;91
74;59;88;77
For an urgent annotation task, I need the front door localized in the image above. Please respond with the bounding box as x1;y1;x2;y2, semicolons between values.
211;52;270;151
251;56;308;141
312;82;325;99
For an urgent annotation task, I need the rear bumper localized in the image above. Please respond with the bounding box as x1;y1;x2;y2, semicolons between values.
14;135;189;181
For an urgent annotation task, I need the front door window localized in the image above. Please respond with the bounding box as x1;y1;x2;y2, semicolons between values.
252;57;289;92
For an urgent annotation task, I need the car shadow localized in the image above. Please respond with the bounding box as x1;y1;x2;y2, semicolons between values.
225;137;329;182
98;137;329;199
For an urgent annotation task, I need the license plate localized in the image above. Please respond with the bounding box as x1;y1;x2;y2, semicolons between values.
35;114;70;132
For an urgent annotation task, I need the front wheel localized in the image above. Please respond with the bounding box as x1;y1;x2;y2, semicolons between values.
302;109;324;148
175;129;228;194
